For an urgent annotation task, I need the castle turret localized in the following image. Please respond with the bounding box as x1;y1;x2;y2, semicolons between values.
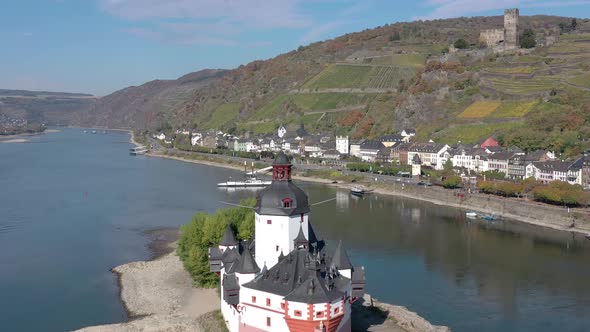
330;240;353;278
254;152;311;269
219;224;238;252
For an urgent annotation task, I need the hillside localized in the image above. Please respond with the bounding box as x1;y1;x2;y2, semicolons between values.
74;69;227;130
0;89;97;126
77;14;590;155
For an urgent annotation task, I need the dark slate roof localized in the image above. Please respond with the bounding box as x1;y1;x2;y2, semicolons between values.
308;222;320;246
294;225;308;245
273;151;291;165
243;247;348;304
209;247;223;260
360;140;385;150
377;147;392;157
524;150;548;162
296;124;309;137
488;152;514;161
533;160;581;172
220;224;238;246
255;180;310;216
236;246;260;274
409;143;446;153
379;134;404;142
403;128;416;134
330;241;353;270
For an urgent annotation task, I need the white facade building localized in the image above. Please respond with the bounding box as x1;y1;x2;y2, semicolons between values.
209;152;366;332
336;136;349;155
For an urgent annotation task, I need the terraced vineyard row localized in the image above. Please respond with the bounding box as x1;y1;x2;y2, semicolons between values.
303;64;415;90
481;76;558;95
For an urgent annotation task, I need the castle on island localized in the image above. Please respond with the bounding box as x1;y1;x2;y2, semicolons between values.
208;152;366;332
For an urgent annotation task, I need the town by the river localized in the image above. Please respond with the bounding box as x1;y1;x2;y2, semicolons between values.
1;128;590;332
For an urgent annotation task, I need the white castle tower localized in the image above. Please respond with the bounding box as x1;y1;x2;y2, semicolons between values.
254;152;311;269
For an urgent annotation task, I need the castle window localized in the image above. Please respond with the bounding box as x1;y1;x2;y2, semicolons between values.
282;198;293;208
335;307;340;314
281;302;285;310
251;296;256;303
266;298;271;306
266;317;271;327
267;220;272;225
316;311;324;318
276;245;279;252
294;310;302;317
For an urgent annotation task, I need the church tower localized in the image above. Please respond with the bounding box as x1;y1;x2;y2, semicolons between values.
254;152;310;269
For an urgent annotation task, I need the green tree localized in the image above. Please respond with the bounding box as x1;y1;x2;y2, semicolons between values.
389;31;401;42
443;175;462;188
520;29;536;48
454;38;468;49
571;18;578;30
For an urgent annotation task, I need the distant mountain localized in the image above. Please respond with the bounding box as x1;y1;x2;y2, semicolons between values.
75;69;227;129
0;89;97;126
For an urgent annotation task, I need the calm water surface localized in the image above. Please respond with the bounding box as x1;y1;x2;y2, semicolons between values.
1;128;589;332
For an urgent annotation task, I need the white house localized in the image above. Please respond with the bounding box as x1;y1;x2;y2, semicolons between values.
526;159;583;185
154;132;166;140
208;153;366;332
407;143;449;170
336;136;349;155
359;140;384;162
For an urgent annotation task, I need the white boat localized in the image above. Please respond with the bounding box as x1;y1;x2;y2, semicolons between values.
466;211;478;218
218;176;271;188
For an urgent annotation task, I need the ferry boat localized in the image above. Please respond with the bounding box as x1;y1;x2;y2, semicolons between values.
130;146;148;155
466;211;478;218
217;176;271;188
480;213;499;221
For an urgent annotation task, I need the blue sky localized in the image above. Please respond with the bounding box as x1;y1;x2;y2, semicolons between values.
1;0;589;96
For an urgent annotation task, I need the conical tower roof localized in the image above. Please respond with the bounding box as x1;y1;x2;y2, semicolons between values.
273;151;291;165
236;246;260;274
220;224;238;246
294;224;308;246
331;240;353;270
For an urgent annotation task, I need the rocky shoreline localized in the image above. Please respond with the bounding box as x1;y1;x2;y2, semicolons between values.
76;228;450;332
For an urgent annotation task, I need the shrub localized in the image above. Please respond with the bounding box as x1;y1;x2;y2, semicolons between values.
520;29;536;48
443;175;462;188
177;199;255;287
454;38;468;49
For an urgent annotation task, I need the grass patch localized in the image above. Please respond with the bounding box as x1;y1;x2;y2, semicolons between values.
458;101;501;118
568;73;590;87
486;66;535;74
490;101;538;118
204;103;240;129
436;122;523;144
252;95;289;120
485;76;558;95
237;120;278;134
371;54;426;67
292;93;373;111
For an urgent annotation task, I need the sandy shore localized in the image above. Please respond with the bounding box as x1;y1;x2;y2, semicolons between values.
0;138;29;143
76;237;449;332
75;240;220;332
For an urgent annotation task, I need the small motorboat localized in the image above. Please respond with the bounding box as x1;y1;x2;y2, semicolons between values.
466;211;478;218
350;187;366;197
480;214;499;221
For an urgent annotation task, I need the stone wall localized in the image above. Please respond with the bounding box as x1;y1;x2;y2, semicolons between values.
479;29;504;47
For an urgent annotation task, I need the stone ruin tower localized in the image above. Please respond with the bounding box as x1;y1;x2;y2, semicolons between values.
504;8;519;48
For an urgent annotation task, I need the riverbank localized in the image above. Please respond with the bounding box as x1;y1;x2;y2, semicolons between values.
75;231;221;332
141;149;590;237
0;129;59;143
77;228;450;332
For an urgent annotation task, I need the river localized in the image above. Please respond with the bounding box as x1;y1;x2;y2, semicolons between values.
0;128;589;332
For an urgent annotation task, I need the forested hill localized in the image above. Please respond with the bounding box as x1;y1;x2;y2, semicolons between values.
75;14;590;155
0;89;97;126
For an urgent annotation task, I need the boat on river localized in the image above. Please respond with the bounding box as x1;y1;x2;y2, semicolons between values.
217;176;271;188
130;146;148;155
350;187;373;197
480;213;500;221
466;211;478;218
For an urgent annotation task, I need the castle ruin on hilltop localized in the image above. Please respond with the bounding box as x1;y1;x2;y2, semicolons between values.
479;9;520;49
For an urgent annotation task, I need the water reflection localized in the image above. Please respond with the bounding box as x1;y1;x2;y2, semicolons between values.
303;188;590;332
